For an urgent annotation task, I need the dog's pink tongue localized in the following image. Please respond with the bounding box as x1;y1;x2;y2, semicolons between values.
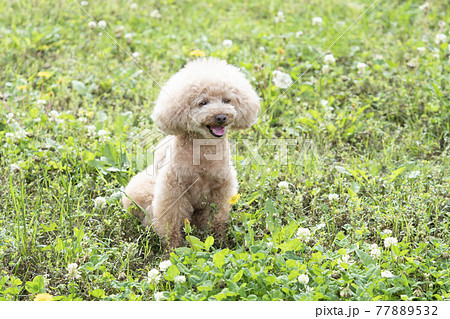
211;126;225;136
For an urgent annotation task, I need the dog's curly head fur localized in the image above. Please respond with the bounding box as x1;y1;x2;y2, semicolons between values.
151;58;260;138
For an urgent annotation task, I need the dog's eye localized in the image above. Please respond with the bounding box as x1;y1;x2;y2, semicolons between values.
223;99;231;104
199;101;208;106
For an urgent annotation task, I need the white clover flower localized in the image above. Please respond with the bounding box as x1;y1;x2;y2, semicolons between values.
438;21;446;28
312;17;323;26
222;39;233;48
417;47;426;55
322;64;330;73
66;263;81;280
124;33;134;40
93;196;107;208
78;116;87;123
356;62;367;74
147;269;161;285
10;164;21;173
36;99;47;106
305;286;314;293
267;241;274;249
15;129;27;139
297;274;309;285
154;291;166;301
328;193;339;201
278;181;289;189
272;70;293;89
370;243;378;250
383;229;392;235
435;33;447;45
258;46;265;53
87;125;96;137
174;275;186;284
384;237;398;248
159;260;172;272
407;170;420;179
97;129;109;143
131;52;140;59
374;54;383;60
6;113;14;123
297;228;311;241
274;11;285;23
49;110;60;121
295;31;304;38
130;2;138;9
320;99;328;106
406;61;416;68
419;3;429;12
150;9;161;18
381;270;394;278
370;247;381;259
5;132;14;139
98;20;107;28
88;21;96;29
110;191;123;200
80;1;89;6
323;54;336;65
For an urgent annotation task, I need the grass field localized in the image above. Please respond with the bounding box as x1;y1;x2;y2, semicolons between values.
1;0;449;301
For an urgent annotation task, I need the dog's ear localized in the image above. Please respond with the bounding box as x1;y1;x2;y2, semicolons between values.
231;86;261;129
151;91;189;135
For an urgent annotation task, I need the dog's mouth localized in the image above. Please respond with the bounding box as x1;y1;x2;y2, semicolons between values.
206;125;226;138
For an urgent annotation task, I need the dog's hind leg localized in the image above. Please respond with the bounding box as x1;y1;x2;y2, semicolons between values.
122;169;155;223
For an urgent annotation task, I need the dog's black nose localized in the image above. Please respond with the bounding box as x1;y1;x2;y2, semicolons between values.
214;115;227;125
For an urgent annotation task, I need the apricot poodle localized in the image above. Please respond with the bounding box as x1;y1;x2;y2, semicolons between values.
122;58;260;251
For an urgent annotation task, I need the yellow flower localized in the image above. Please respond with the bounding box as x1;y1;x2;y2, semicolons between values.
34;293;53;301
229;193;241;204
80;109;94;118
184;218;191;233
189;49;206;57
85;111;94;118
17;85;27;90
37;71;52;79
277;48;285;54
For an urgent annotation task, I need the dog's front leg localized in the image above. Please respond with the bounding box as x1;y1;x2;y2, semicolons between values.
151;183;194;252
207;191;233;244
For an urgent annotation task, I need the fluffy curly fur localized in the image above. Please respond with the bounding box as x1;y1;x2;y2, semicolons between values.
122;58;260;251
